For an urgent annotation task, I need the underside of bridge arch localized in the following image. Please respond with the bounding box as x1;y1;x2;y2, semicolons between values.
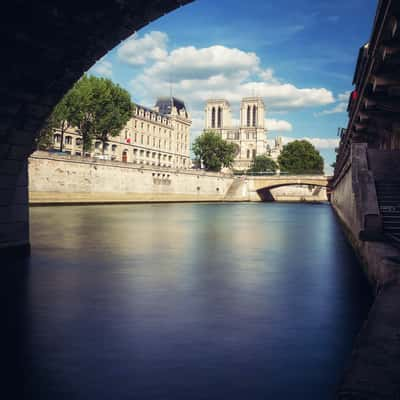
0;0;193;253
256;183;328;202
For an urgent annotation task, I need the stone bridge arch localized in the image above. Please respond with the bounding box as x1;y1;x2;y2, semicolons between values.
1;1;194;253
247;176;331;202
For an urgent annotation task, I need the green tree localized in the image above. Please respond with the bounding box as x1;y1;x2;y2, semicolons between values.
69;75;133;155
192;131;237;172
37;89;77;151
38;75;134;155
278;140;324;174
249;155;278;173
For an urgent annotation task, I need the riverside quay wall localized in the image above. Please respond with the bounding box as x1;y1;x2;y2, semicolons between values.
331;143;400;399
28;151;328;204
29;151;235;204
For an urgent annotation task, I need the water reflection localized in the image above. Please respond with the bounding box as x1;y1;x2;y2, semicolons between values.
4;203;372;399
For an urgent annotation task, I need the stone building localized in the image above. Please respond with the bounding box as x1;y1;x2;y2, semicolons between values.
52;96;192;169
204;97;268;170
267;136;284;162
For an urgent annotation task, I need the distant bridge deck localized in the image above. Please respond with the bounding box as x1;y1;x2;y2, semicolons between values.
243;174;332;190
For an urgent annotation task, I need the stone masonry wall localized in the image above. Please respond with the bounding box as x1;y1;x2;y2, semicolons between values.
29;151;235;204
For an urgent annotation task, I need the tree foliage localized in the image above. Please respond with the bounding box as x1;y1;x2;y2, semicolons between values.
192;131;237;172
37;89;77;150
37;74;133;154
73;75;132;153
277;140;324;174
249;155;278;173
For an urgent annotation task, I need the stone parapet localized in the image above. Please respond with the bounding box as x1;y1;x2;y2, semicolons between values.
28;151;237;205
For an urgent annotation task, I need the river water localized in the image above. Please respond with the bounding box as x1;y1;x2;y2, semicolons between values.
5;203;372;399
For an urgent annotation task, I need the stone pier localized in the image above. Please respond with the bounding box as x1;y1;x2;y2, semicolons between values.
0;161;30;255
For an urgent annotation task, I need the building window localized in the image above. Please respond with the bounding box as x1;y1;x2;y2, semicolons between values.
247;105;251;127
146;151;150;158
122;150;128;163
252;149;256;159
112;144;117;152
217;107;222;128
103;143;109;151
247;149;250;159
133;148;138;156
147;136;150;145
141;135;144;144
211;107;216;128
75;151;81;156
253;106;257;127
65;136;72;145
95;141;101;149
54;134;61;143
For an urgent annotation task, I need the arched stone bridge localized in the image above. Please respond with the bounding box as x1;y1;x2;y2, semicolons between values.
249;175;331;190
225;175;332;201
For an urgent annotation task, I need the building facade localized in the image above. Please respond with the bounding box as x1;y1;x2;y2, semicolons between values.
267;136;284;162
204;97;268;170
52;97;192;169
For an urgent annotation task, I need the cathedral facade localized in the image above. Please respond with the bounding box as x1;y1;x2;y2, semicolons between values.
204;97;268;170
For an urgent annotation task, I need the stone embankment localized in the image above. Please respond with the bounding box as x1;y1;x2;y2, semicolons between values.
29;151;328;204
332;143;400;399
29;151;235;204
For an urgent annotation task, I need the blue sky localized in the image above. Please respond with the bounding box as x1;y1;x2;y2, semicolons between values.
89;0;378;173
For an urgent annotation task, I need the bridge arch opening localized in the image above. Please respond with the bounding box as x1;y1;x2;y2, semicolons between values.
0;0;373;253
256;183;329;202
1;0;194;254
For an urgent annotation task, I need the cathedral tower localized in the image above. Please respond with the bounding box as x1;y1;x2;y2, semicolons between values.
204;99;232;130
240;97;265;129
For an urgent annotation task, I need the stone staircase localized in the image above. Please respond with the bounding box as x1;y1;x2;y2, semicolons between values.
375;180;400;245
224;177;248;201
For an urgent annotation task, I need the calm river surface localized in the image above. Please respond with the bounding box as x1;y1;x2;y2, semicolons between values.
5;203;372;399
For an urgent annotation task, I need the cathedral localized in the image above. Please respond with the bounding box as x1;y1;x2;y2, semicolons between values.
204;97;268;170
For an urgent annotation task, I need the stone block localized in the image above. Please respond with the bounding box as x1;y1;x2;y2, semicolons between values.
0;221;29;244
0;159;24;175
0;204;28;224
7;145;32;161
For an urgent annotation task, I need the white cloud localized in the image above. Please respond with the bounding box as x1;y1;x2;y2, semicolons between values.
337;90;351;102
143;45;260;81
265;118;293;132
92;59;113;77
117;31;168;65
130;33;335;112
258;68;275;81
314;90;351;116
315;102;347;116
282;136;339;149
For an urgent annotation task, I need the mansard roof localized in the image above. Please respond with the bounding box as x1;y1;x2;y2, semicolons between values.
155;96;188;118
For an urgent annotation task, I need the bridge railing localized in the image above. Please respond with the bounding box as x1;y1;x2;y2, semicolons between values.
233;170;326;176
